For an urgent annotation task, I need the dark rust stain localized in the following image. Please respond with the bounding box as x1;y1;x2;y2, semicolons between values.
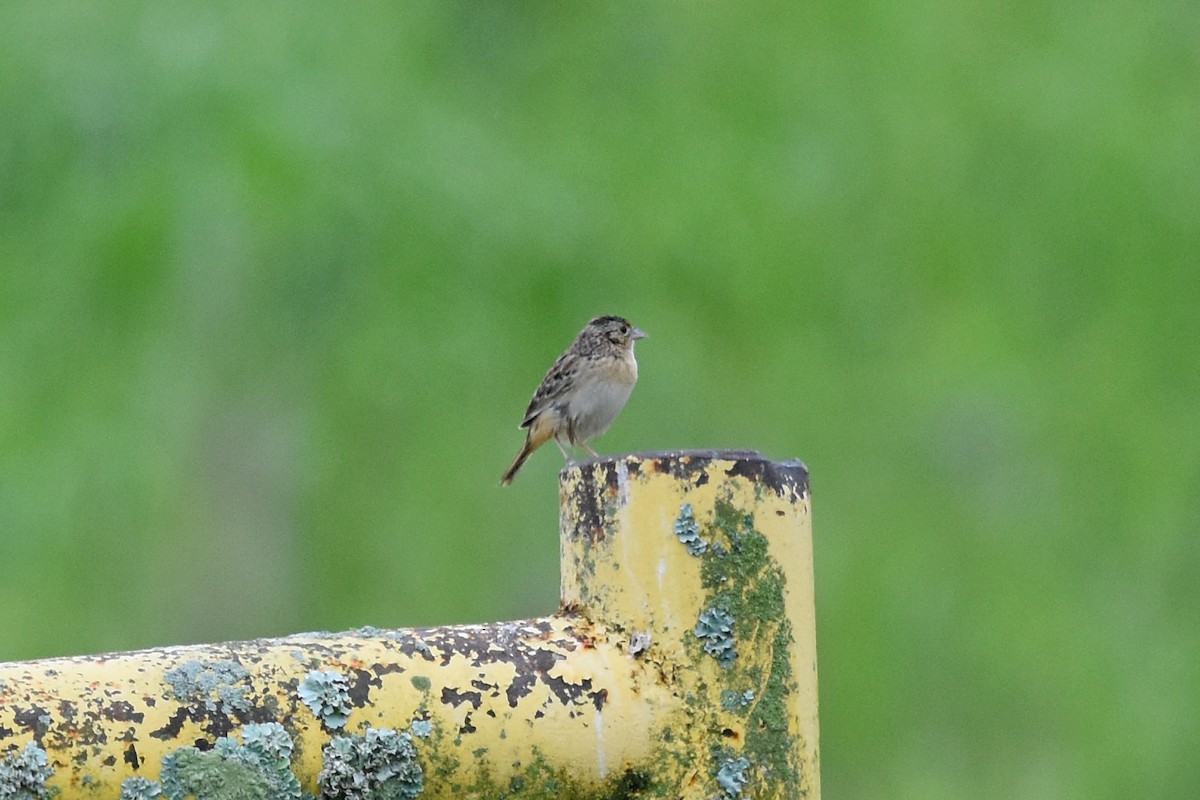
123;742;140;770
347;669;378;708
372;662;406;677
149;707;189;741
566;467;609;545
506;674;537;707
543;673;596;708
12;705;49;737
440;687;482;710
589;688;608;712
725;457;809;500
459;713;477;735
102;755;116;767
571;450;812;502
102;701;144;724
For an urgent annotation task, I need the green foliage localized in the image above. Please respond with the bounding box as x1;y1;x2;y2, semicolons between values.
0;2;1196;798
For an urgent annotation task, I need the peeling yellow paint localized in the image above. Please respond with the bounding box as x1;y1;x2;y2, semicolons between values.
0;450;818;799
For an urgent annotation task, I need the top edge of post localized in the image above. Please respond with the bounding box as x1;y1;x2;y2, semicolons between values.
559;449;810;499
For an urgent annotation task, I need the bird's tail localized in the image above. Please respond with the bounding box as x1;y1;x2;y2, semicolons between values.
501;439;534;485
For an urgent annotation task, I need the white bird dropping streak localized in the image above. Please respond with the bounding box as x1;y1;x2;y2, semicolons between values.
595;709;607;778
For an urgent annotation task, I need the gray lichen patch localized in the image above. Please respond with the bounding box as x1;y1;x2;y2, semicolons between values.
163;659;252;716
716;756;752;797
0;741;54;800
673;503;707;556
298;670;353;730
694;608;738;668
320;727;423;800
119;775;162;799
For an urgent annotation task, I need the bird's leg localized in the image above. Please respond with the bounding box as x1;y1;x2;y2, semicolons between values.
581;442;599;457
554;435;572;462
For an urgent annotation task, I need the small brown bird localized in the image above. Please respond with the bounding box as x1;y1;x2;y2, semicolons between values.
501;315;647;485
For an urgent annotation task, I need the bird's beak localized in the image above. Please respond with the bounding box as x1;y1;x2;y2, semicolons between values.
632;327;648;340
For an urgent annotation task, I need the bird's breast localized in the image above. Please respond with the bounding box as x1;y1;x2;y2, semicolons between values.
564;354;638;442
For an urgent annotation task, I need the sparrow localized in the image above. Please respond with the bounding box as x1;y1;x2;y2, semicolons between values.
501;315;647;485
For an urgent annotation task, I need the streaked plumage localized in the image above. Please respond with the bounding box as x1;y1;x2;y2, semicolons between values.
501;315;646;485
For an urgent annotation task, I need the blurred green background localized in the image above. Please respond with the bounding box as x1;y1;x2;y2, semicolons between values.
2;2;1197;797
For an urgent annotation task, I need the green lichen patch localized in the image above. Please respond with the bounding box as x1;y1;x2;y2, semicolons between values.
120;723;301;800
140;722;303;800
319;727;423;800
159;747;272;800
458;748;655;800
680;494;802;796
0;741;54;800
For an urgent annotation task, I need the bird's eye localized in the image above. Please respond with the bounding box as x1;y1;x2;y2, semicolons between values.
620;325;628;334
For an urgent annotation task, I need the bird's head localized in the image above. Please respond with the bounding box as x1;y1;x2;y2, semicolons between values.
586;315;647;349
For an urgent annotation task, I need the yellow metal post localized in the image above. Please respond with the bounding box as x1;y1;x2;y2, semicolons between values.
0;450;818;799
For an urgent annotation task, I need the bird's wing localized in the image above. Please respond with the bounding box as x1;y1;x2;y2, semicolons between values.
520;351;585;428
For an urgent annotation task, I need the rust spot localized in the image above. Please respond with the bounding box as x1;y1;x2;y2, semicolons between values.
123;742;140;769
102;755;116;767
